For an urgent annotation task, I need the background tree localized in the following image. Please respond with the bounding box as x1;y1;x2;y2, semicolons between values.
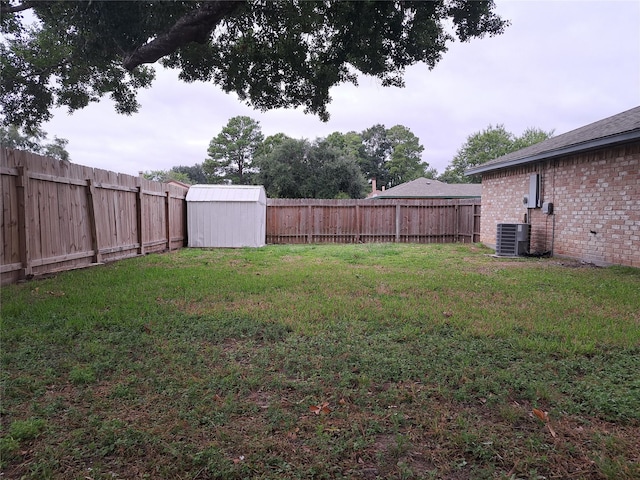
141;169;192;184
424;166;440;180
255;136;367;199
513;127;556;150
360;124;428;188
1;1;508;130
0;124;71;161
255;137;311;198
324;131;365;161
360;124;393;187
386;125;427;187
204;116;264;184
171;164;210;184
175;123;429;193
311;139;368;199
254;133;291;159
42;137;70;161
439;125;554;184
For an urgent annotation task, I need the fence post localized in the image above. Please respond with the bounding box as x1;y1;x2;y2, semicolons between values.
165;191;171;251
85;179;102;263
474;203;481;243
307;205;313;244
355;204;360;243
395;204;401;242
455;204;460;242
136;183;145;255
16;166;32;279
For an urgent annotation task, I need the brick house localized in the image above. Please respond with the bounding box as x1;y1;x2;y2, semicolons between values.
466;106;640;267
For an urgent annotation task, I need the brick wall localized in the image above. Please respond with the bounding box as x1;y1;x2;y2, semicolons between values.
480;142;640;267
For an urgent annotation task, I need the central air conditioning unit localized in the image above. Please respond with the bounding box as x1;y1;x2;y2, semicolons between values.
496;223;530;256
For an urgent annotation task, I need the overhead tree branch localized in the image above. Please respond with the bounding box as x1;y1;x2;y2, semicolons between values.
122;0;243;71
1;1;34;14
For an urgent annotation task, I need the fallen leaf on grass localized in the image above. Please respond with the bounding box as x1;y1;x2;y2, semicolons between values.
309;402;331;415
533;408;548;422
532;408;557;438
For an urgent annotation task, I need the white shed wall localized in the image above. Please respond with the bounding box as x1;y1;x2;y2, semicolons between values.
186;185;266;248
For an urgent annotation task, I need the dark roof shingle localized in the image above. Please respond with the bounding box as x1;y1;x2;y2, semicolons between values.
466;106;640;175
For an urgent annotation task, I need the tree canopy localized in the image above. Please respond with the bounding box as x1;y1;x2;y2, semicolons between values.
439;125;554;184
204;115;264;184
141;169;192;184
360;124;393;187
254;136;367;199
359;124;428;188
171;164;210;184
171;117;428;197
386;125;427;187
1;1;508;130
0;124;70;160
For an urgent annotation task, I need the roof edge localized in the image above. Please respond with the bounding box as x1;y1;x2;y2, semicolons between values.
465;130;640;175
373;195;481;199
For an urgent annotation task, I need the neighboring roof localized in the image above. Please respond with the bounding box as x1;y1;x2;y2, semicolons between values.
166;179;191;189
372;177;482;198
466;106;640;175
185;184;266;203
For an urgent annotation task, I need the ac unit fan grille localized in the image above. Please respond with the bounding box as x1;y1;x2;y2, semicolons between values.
496;223;530;256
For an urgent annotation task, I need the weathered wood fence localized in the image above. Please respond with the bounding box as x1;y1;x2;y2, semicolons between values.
266;198;481;244
1;147;482;284
1;148;188;285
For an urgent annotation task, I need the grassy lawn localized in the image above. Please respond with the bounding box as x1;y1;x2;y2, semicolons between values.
1;243;639;479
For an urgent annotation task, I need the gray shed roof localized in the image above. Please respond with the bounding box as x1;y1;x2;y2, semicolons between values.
466;106;640;175
373;177;482;198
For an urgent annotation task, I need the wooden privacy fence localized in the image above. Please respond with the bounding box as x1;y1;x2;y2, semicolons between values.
266;198;481;244
1;148;188;285
1;147;481;284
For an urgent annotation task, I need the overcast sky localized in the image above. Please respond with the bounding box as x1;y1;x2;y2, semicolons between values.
42;0;640;178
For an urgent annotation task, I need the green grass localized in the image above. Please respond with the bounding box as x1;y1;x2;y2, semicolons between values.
2;243;639;479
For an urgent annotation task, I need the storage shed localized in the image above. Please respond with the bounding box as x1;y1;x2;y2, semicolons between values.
186;185;267;248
